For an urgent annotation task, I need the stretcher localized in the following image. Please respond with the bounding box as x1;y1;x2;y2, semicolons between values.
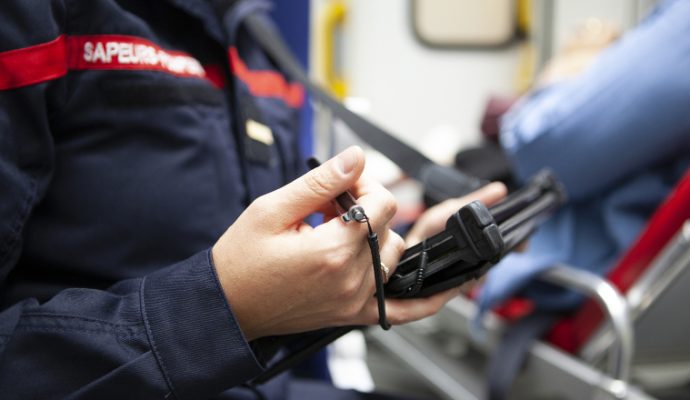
368;168;690;399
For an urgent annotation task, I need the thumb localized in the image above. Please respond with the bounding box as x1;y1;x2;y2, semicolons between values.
262;146;365;228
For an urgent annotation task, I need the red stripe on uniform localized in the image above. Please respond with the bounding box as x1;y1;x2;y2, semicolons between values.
228;47;304;108
0;34;220;90
0;35;68;90
202;64;226;89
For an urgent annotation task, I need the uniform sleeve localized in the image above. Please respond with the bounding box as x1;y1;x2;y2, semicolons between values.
0;2;263;399
500;0;690;202
0;252;264;399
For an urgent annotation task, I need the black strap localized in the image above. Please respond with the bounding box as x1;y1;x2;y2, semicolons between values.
486;311;559;400
364;221;391;330
242;13;483;204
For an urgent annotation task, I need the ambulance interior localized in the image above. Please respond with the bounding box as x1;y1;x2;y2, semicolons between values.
271;1;690;399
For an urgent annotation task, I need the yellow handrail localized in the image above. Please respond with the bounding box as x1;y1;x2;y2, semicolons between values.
319;0;348;99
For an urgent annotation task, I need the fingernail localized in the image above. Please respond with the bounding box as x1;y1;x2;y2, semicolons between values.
336;146;359;175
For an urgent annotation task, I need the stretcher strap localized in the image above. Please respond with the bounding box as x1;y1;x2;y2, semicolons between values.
243;13;483;204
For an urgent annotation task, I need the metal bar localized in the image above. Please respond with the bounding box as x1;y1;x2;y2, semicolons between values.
540;265;634;383
627;221;690;315
582;220;690;365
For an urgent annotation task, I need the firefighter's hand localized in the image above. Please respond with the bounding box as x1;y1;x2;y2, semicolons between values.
213;146;436;341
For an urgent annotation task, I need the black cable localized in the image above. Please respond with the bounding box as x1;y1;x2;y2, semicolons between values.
406;239;428;297
361;214;391;330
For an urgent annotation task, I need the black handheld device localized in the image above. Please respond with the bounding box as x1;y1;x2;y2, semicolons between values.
385;169;565;299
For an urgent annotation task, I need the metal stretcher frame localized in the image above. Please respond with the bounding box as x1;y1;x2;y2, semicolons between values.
370;248;685;399
370;288;653;400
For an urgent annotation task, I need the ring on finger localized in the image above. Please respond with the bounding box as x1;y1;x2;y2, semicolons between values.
380;262;390;283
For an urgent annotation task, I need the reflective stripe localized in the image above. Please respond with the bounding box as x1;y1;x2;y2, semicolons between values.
228;47;304;108
66;35;207;79
0;35;68;90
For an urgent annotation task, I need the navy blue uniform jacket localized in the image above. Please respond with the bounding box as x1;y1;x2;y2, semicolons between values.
0;0;307;398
